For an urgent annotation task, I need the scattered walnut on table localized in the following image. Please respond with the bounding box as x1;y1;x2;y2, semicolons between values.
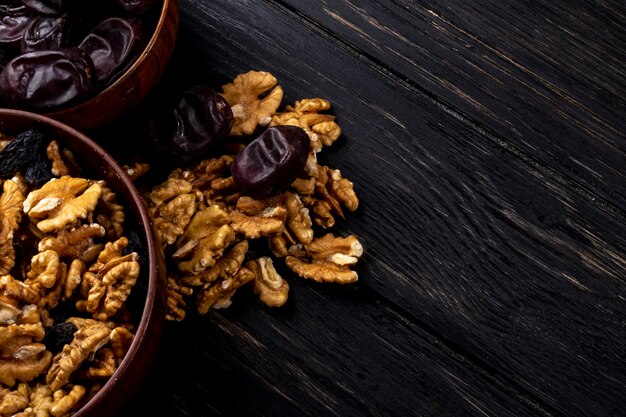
286;233;363;284
142;70;364;319
221;70;284;136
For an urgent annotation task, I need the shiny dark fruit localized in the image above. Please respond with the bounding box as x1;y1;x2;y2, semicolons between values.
0;128;45;177
148;85;234;165
21;13;68;52
79;17;145;85
231;126;310;199
20;0;72;15
0;47;95;110
24;146;52;186
110;0;160;15
0;7;32;47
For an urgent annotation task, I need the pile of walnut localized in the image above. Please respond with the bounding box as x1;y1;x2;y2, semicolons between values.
140;70;363;320
0;139;139;416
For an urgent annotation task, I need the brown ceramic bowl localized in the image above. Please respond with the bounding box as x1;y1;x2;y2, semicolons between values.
0;108;166;417
43;0;180;132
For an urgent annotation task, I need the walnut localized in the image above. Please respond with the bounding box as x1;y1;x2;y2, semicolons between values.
23;176;102;233
63;259;85;301
181;240;248;287
50;385;86;417
0;298;22;324
187;156;239;207
109;326;134;365
171;205;236;274
0;383;29;414
38;224;105;263
0;179;25;275
0;304;45;358
284;192;313;244
249;257;288;307
148;178;193;207
286;233;363;284
76;348;116;379
46;141;71;177
25;250;60;293
0;275;39;307
271;98;341;152
165;277;192;321
25;383;53;417
0;350;52;387
196;266;255;313
46;321;111;391
221;70;284;136
78;238;140;321
229;196;286;239
148;178;198;247
303;166;358;228
123;161;150;182
93;181;125;240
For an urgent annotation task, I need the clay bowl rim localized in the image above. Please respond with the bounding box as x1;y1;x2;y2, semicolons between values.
44;0;179;124
0;108;163;416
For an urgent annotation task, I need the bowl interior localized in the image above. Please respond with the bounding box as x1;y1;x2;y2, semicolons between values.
43;0;180;131
0;108;166;417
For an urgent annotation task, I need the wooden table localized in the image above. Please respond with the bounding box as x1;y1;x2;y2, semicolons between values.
115;1;625;416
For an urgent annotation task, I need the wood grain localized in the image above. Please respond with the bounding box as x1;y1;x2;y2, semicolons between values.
277;0;626;211
105;1;625;416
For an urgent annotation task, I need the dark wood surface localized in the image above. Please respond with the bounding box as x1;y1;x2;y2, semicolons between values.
104;1;625;416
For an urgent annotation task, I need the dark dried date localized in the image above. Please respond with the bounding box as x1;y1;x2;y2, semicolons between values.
0;6;32;47
231;126;310;199
0;47;95;109
79;17;145;85
148;85;234;165
21;13;68;52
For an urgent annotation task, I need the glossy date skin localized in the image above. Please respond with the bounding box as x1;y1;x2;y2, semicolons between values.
0;5;32;47
231;126;310;199
21;13;68;52
79;17;144;85
148;85;234;165
0;47;94;109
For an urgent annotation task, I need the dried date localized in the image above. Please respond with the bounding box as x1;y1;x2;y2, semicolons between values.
148;85;234;165
79;17;145;85
231;126;310;199
0;47;95;109
21;13;68;52
0;5;32;47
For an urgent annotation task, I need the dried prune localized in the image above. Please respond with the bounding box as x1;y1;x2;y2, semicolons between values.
231;126;310;199
110;0;160;15
79;17;145;85
21;13;68;52
148;85;234;165
0;128;45;177
24;146;52;186
0;47;95;109
42;321;76;352
0;6;32;47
